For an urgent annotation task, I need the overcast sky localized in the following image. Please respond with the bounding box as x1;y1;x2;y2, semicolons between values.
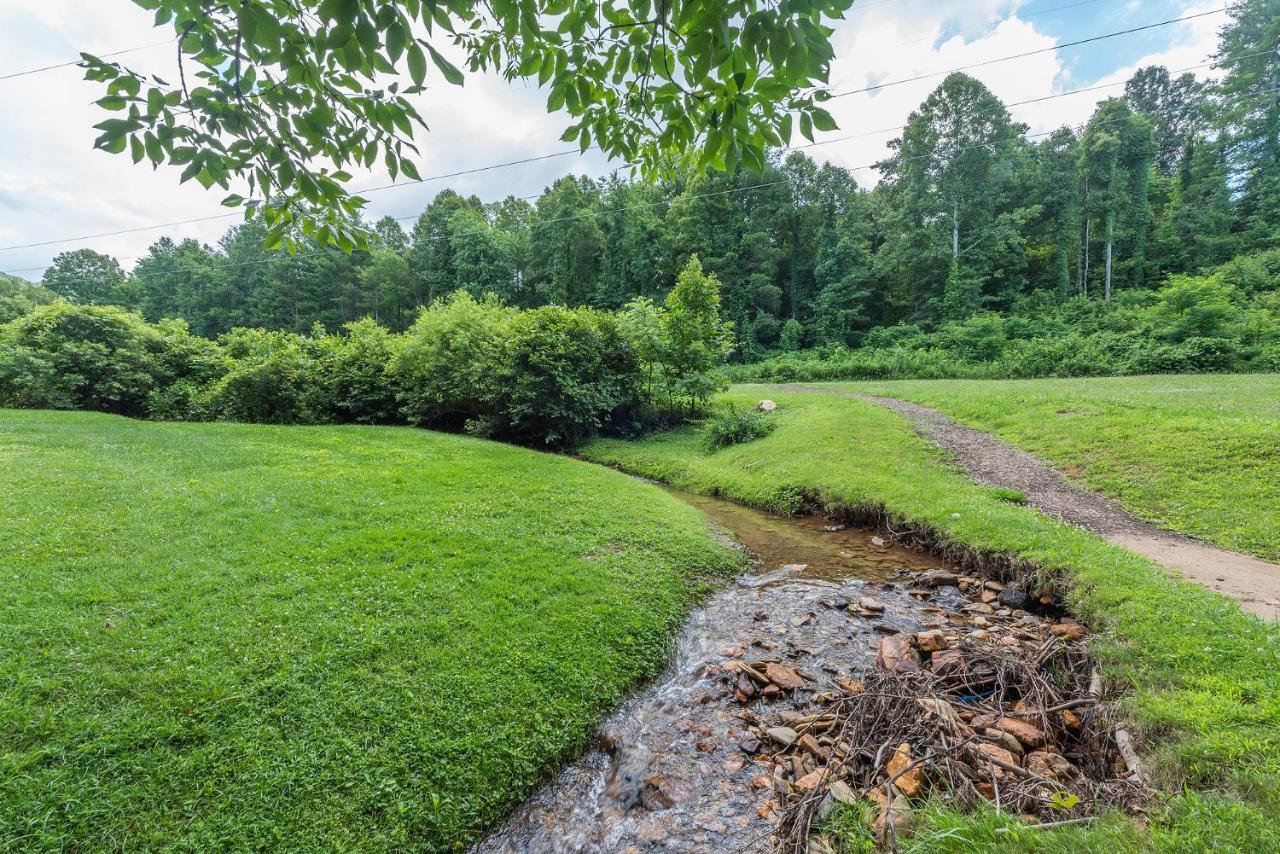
0;0;1223;280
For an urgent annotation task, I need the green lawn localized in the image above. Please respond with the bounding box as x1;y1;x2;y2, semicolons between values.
829;374;1280;562
0;410;741;851
584;388;1280;851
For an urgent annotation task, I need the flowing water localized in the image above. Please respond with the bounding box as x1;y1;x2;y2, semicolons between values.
475;489;959;853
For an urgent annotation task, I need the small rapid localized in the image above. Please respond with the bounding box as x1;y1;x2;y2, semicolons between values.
474;490;958;853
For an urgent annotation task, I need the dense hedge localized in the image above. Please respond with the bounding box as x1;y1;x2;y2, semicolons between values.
727;256;1280;383
0;259;731;449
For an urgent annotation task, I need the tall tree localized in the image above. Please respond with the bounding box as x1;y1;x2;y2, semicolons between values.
41;250;126;305
1124;65;1207;176
1080;99;1156;299
1213;0;1280;249
527;177;603;306
878;73;1024;317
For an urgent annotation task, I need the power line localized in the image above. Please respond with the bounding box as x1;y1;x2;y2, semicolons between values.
3;34;1249;260
827;7;1225;99
0;40;171;82
17;80;1280;284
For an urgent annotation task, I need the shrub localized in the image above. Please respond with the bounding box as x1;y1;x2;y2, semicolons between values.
387;291;513;429
494;306;642;448
0;301;175;415
703;407;777;451
203;328;326;424
313;318;400;424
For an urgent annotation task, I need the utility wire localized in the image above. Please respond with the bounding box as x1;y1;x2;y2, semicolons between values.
826;7;1226;99
3;37;1255;259
0;40;170;82
15;81;1280;283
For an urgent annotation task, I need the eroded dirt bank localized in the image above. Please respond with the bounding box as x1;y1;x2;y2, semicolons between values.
781;385;1280;620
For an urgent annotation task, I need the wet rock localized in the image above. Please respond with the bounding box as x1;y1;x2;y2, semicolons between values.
917;569;960;588
858;596;885;614
765;662;806;690
822;524;846;533
877;635;921;674
871;536;887;547
640;775;680;811
767;726;799;746
998;586;1034;611
738;735;761;754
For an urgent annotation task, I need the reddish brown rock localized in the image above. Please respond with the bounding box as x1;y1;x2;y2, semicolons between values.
997;717;1047;749
877;634;921;674
929;648;966;676
885;742;924;797
764;662;806;690
1050;623;1088;641
915;630;946;652
1026;750;1079;782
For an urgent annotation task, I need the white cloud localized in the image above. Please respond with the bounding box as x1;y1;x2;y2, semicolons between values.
0;0;1221;278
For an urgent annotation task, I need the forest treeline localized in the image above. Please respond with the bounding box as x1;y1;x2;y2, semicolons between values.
4;0;1278;378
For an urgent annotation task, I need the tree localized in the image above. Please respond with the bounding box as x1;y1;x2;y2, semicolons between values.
82;0;853;245
359;248;417;330
1124;65;1207;176
449;207;516;301
527;177;603;306
409;190;484;304
1033;128;1081;298
661;255;733;410
1213;0;1280;249
1080;99;1155;299
878;73;1024;316
41;249;127;305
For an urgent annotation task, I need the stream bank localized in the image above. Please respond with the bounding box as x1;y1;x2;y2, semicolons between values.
476;489;1133;853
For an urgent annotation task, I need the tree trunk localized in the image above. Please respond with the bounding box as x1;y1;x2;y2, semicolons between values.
1104;210;1114;302
1079;174;1089;297
951;198;959;259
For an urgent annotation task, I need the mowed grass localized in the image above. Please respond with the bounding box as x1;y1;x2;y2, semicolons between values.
0;410;741;851
584;389;1280;850
831;374;1280;561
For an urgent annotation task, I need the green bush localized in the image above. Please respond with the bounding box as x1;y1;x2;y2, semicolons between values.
387;291;513;430
494;306;642;448
313;318;400;424
703;407;777;450
202;328;327;424
0;301;177;415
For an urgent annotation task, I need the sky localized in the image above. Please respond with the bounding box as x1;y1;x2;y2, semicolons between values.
0;0;1226;280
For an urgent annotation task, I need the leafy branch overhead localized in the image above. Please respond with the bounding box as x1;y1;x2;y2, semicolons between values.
82;0;852;249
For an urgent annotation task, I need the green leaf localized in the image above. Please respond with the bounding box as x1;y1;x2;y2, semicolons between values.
811;107;838;132
425;43;464;85
407;43;427;87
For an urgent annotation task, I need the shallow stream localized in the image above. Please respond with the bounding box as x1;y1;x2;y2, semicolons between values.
475;489;960;853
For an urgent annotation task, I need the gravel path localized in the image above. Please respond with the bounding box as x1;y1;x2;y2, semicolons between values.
780;384;1280;620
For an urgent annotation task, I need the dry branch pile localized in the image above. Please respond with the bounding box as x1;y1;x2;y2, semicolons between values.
727;572;1146;851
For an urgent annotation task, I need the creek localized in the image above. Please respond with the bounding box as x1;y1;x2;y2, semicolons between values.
475;488;960;853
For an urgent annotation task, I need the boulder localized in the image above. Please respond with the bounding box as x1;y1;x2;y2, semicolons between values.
1050;623;1088;641
757;399;777;412
997;586;1034;611
1026;749;1079;782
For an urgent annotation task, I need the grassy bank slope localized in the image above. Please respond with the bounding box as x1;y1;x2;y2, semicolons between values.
584;389;1279;850
832;374;1280;562
0;411;740;851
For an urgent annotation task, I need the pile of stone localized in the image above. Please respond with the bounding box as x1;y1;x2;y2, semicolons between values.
724;569;1144;851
